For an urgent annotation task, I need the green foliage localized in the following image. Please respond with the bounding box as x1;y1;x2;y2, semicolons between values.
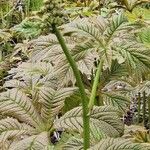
138;28;150;47
90;137;149;150
125;7;150;23
25;0;43;12
55;106;124;141
12;18;42;39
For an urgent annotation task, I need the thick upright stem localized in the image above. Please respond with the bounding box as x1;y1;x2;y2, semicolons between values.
52;25;90;149
27;0;31;16
88;59;103;110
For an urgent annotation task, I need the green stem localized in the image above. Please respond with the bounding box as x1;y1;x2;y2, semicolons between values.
88;59;103;110
52;24;90;150
0;49;2;62
27;0;31;16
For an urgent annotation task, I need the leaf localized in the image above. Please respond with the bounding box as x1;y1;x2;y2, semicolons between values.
104;13;127;43
114;42;150;76
70;18;104;46
0;89;41;126
4;79;26;89
89;137;149;150
103;92;130;112
0;118;34;145
63;91;82;113
138;28;150;46
54;62;75;86
54;132;81;150
9;132;50;150
101;59;128;86
12;18;42;38
30;34;68;62
55;106;124;141
9;62;53;78
0;29;12;43
39;87;77;122
63;137;83;150
55;49;97;86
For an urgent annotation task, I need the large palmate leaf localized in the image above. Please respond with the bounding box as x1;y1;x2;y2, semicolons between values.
9;132;50;150
26;13;147;87
89;138;149;150
55;106;124;141
39;87;78;122
0;89;41;126
66;13;142;69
